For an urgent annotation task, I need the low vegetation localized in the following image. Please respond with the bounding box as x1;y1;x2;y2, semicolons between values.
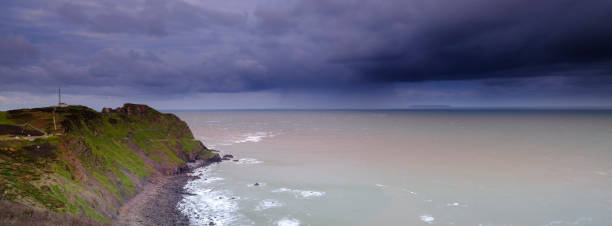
0;104;218;225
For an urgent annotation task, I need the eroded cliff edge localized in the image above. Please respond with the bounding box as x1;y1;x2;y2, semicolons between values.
0;103;220;225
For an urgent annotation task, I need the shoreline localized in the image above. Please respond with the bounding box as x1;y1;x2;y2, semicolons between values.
116;160;214;226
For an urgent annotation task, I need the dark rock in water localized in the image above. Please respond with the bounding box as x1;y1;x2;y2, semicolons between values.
177;165;189;174
222;154;234;160
254;182;260;186
208;154;222;163
209;222;215;225
233;159;239;162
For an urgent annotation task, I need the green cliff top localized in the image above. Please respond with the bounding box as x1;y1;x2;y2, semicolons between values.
0;103;218;225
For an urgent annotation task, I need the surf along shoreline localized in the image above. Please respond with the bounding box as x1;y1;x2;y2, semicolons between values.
116;158;221;226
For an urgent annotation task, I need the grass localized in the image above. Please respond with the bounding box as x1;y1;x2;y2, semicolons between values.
0;200;108;226
53;161;74;181
75;197;109;223
92;171;121;201
0;104;218;223
0;161;64;210
0;112;16;125
110;167;135;196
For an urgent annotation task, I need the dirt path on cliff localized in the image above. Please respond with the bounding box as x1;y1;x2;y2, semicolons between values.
114;174;190;226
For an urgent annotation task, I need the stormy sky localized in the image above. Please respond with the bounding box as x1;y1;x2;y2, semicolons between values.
1;0;611;110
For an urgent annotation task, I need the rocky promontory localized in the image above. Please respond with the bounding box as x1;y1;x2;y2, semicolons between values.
0;103;220;225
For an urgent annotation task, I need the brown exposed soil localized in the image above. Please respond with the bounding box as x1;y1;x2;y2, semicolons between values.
23;143;57;160
0;125;45;136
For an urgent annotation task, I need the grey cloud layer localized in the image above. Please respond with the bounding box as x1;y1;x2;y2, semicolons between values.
0;0;611;98
57;0;246;36
0;34;39;66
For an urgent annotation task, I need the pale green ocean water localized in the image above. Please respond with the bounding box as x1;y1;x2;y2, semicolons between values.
173;110;612;226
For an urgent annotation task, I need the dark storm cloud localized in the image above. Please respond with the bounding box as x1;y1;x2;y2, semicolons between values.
0;0;611;102
280;0;612;82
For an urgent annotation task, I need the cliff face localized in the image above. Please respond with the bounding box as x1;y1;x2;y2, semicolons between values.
0;103;219;224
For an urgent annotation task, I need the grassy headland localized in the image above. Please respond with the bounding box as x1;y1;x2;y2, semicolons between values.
0;104;219;225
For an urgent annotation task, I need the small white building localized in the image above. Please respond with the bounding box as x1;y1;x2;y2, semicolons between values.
58;88;68;107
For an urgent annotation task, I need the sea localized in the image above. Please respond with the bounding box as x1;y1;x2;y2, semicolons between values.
170;110;612;226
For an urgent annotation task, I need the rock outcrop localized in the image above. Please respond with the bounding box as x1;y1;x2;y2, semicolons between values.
222;154;234;160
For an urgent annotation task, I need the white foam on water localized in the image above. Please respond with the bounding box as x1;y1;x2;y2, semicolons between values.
543;217;592;226
255;199;283;211
234;132;276;144
214;131;277;146
375;184;386;188
272;187;326;199
239;136;263;143
178;166;252;226
272;188;292;193
218;142;235;146
298;190;325;198
200;177;224;184
177;190;243;226
234;158;263;165
402;188;417;195
446;202;466;207
276;217;300;226
594;171;608;176
420;215;435;224
187;166;210;177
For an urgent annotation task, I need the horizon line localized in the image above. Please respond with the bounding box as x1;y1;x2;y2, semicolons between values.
160;106;612;112
2;104;612;112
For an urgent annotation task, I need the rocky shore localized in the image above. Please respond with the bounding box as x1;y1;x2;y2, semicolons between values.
116;159;219;226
